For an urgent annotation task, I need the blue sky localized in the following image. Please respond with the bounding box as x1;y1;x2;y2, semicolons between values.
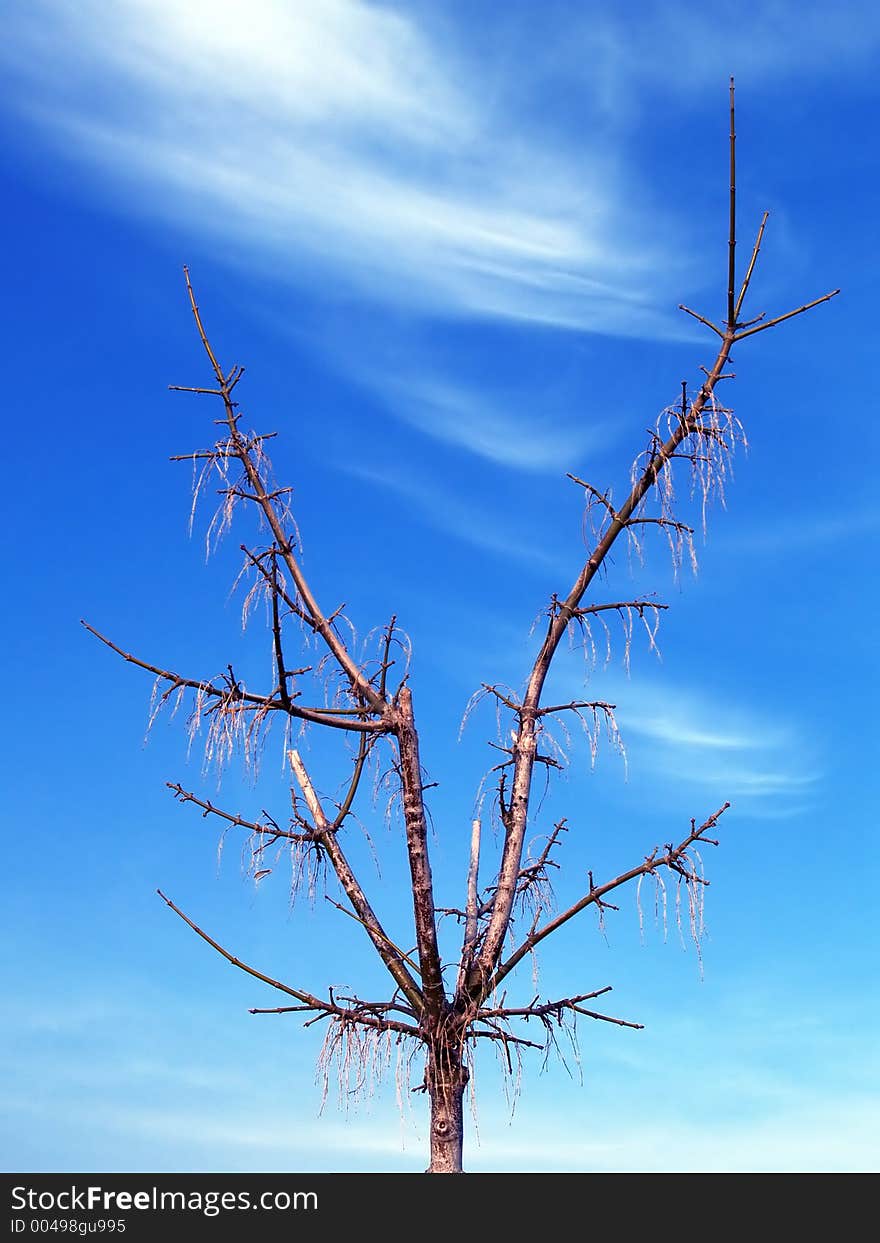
2;0;877;1173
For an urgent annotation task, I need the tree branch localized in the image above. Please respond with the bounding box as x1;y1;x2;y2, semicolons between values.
678;305;725;337
478;988;643;1031
734;211;769;323
157;888;321;1006
81;620;382;734
733;289;841;340
491;803;729;993
727;76;737;330
566;474;617;516
471;81;839;994
455;818;482;996
324;896;423;978
166;781;312;843
570;600;669;617
288;749;425;1014
472;330;739;990
177;266;388;716
249;1004;420;1038
391;688;446;1025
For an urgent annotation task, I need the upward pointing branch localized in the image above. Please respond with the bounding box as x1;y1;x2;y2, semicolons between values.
177;267;387;717
456;818;482;997
733;289;840;340
734;211;769;324
728;76;737;330
472;338;737;992
289;749;424;1013
393;687;445;1025
470;78;840;1000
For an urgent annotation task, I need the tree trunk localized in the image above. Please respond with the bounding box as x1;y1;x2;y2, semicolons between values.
426;1041;468;1173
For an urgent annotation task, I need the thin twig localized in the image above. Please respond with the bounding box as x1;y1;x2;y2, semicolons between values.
491;803;730;993
734;290;841;340
157;888;318;1004
734;211;770;322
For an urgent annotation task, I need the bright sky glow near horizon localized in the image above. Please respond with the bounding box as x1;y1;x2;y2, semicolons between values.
2;0;878;1173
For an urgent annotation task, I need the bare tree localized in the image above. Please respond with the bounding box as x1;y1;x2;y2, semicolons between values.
84;82;837;1173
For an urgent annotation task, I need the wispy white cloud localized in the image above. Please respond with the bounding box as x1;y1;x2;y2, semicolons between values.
5;980;876;1171
592;675;819;809
360;373;608;472
5;0;873;475
342;461;565;571
11;1059;874;1172
465;1096;880;1172
558;0;880;117
5;1;874;340
720;505;880;555
0;997;127;1036
3;0;687;339
625;713;764;753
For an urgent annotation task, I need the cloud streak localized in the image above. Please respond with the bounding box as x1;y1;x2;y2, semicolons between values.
719;505;880;555
597;675;819;810
358;373;608;472
341;461;565;572
8;0;871;475
4;0;687;339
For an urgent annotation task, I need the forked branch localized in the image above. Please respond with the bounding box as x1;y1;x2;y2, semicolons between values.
176;267;388;717
288;749;425;1012
81;620;382;734
490;803;729;993
478;988;643;1032
469;78;838;998
157;890;420;1036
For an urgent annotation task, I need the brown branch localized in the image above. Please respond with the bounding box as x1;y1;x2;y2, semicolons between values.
378;615;397;700
391;687;445;1025
625;516;694;534
455;817;482;997
466;1025;545;1051
180;267;225;380
479;988;642;1031
157;888;321;1005
679;305;725;338
330;728;372;831
170;432;277;462
288;749;425;1014
239;544;311;632
326;993;417;1019
734;211;769;322
481;683;523;712
222;485;293;504
248;1004;315;1015
567;474;617;516
516;820;567;887
268;564;291;712
491;803;730;993
167;385;224;396
167;781;313;842
178;267;387;716
249;1005;419;1038
727;76;737;329
569;600;668;617
560;1005;642;1030
473;324;736;989
473;79;838;994
81;620;382;734
324;896;423;977
733;289;840;340
480;986;613;1018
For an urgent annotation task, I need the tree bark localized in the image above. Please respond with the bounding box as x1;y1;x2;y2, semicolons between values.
426;1040;468;1173
394;686;445;1024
